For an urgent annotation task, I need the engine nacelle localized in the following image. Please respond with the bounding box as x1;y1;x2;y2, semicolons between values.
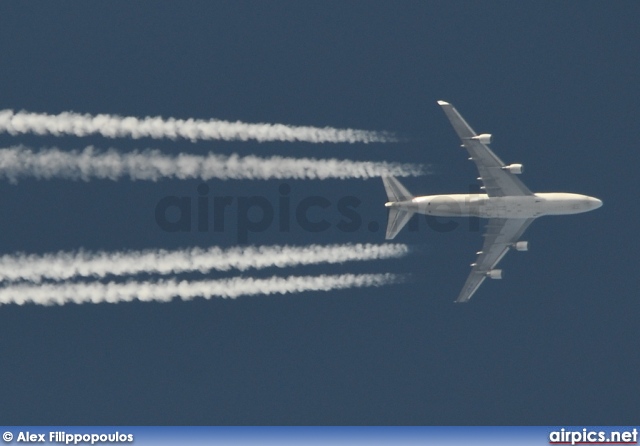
514;241;528;251
472;133;492;144
486;269;503;279
503;163;524;174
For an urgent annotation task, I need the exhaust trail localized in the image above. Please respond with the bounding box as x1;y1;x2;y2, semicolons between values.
0;146;424;182
0;243;410;284
0;273;404;306
0;109;396;143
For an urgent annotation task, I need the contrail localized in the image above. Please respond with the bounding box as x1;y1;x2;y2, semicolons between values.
0;273;404;306
0;243;410;284
0;109;396;143
0;146;424;182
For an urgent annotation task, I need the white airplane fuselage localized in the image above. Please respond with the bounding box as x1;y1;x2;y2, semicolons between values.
385;192;602;219
384;99;605;302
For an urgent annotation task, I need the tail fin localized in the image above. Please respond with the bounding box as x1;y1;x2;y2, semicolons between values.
382;176;415;240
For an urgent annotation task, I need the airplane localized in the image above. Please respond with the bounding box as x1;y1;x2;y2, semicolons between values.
383;100;602;302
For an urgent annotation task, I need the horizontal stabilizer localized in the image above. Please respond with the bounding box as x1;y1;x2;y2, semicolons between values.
386;208;415;240
382;175;413;202
383;176;415;239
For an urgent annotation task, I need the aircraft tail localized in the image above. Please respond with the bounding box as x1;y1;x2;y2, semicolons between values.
383;175;413;202
382;176;415;240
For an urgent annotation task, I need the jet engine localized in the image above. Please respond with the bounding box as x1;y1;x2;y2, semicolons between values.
514;241;528;251
486;269;503;279
471;133;492;144
502;163;523;174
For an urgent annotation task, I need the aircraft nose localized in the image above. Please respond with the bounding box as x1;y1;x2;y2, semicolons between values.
589;197;603;209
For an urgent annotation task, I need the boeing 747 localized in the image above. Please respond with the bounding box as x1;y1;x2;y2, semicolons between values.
383;100;602;302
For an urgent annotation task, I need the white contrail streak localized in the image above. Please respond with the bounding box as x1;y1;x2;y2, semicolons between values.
0;243;410;284
0;109;396;143
0;273;403;306
0;146;424;182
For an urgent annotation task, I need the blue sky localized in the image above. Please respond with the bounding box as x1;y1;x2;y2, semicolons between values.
0;1;637;424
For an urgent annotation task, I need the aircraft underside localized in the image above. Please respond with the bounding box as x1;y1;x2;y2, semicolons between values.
391;192;601;219
382;100;602;302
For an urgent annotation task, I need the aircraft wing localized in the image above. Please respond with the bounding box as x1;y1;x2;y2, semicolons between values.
456;217;534;303
437;100;533;197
